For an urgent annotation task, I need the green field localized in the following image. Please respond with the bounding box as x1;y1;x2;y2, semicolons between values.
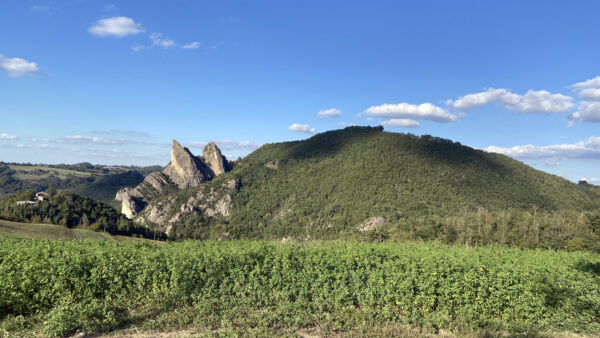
8;165;93;179
0;219;136;242
1;238;598;337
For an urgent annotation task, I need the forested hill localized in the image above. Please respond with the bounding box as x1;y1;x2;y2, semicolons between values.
162;126;599;242
240;126;599;211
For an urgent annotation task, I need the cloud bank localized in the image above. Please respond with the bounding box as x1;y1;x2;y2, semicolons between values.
568;76;600;123
484;136;600;160
317;108;341;118
288;123;316;134
447;88;573;114
0;55;39;77
365;102;458;123
89;16;145;37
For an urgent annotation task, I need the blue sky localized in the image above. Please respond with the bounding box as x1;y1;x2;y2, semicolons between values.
0;1;599;184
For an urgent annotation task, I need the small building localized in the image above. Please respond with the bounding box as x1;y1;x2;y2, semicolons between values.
36;192;48;201
16;200;37;206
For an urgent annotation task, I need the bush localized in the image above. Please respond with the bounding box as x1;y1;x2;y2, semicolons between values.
1;238;599;335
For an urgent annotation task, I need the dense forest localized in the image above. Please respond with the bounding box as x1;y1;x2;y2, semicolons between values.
156;127;600;251
0;189;157;238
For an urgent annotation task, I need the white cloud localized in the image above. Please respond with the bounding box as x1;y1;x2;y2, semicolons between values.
317;108;341;118
186;140;261;151
579;177;600;185
568;101;600;123
104;4;116;11
76;148;165;162
447;88;574;114
484;136;600;160
579;88;600;101
0;55;39;77
133;33;177;51
288;123;316;134
544;158;561;167
89;16;145;37
150;33;175;48
48;135;154;146
90;129;151;138
131;44;145;52
0;133;17;140
364;102;458;122
381;119;419;128
60;136;124;145
571;76;600;89
565;76;600;124
182;42;201;49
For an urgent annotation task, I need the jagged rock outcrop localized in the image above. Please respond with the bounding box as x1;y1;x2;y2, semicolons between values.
116;140;233;219
202;142;226;176
163;140;213;189
137;178;240;234
143;171;172;193
358;217;386;232
115;172;173;219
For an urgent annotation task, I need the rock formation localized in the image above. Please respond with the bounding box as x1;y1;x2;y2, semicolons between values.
115;171;173;219
202;142;226;176
358;217;386;232
116;140;232;219
137;178;240;234
163;140;213;189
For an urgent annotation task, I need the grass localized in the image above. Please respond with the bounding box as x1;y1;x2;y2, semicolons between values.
8;165;93;178
0;219;139;242
1;239;598;337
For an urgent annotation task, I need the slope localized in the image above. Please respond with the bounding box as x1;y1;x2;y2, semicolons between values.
136;127;599;242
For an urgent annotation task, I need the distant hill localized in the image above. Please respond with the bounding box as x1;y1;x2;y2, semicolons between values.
0;162;161;206
0;190;159;239
124;127;599;249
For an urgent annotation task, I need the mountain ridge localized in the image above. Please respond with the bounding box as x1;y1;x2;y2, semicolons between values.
120;126;599;242
115;140;232;218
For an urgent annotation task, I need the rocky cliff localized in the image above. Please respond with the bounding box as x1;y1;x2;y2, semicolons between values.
115;140;231;219
137;178;239;235
202;142;226;176
163;140;213;189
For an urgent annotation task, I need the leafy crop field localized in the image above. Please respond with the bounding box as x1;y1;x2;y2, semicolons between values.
0;239;599;337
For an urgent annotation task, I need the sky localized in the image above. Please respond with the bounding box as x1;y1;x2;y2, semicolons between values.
0;1;599;184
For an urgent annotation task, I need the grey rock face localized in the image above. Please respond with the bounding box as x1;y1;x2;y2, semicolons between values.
115;172;173;219
202;142;226;176
115;139;234;224
143;172;171;193
215;194;233;217
115;187;142;219
162;140;213;189
358;217;386;232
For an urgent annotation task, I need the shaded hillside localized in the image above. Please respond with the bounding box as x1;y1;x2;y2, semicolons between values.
130;127;599;244
74;171;146;208
0;163;160;206
0;190;158;239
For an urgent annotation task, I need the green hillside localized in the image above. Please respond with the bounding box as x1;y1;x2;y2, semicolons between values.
0;190;160;239
165;127;599;246
0;219;134;241
73;171;146;207
0;162;159;205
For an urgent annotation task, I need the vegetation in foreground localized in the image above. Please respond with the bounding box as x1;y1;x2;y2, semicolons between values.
1;238;598;337
0;190;160;239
